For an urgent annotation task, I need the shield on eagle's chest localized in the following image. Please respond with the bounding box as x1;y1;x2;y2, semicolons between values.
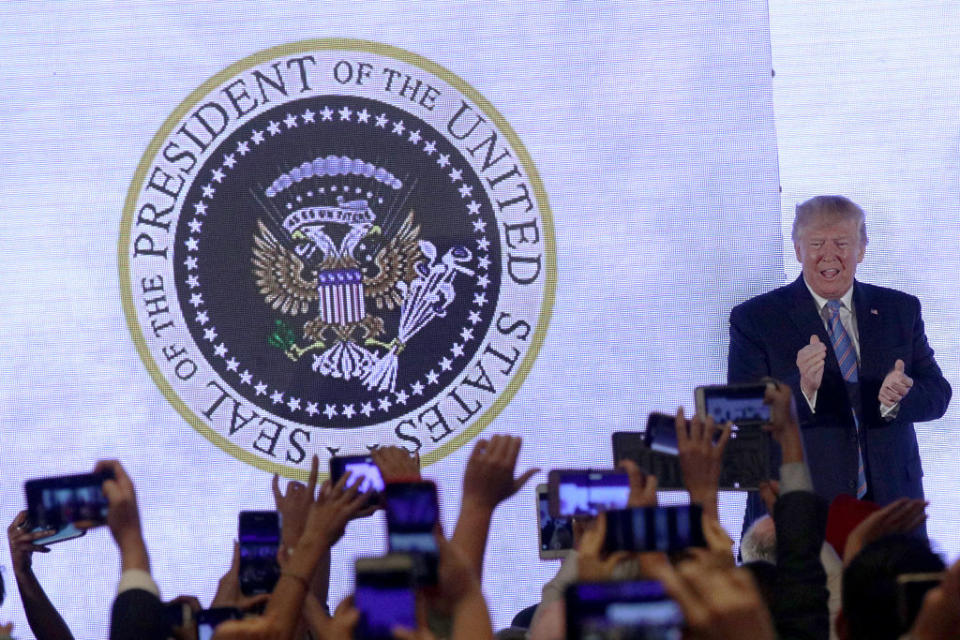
317;268;366;325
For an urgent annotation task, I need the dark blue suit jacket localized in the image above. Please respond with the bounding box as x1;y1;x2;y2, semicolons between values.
728;276;950;526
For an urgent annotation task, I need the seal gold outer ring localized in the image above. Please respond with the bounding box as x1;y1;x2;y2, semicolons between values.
119;39;556;479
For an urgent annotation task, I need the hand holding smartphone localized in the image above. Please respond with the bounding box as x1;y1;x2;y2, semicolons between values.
695;383;771;427
330;454;386;508
548;470;631;518
238;511;281;596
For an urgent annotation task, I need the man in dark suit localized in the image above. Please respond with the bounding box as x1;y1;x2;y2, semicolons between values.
728;195;951;533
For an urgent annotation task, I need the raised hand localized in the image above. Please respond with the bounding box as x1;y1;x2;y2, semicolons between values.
645;549;775;640
7;511;53;575
94;459;149;573
843;497;928;565
461;435;538;512
675;408;730;519
372;446;421;483
617;458;658;508
272;455;319;548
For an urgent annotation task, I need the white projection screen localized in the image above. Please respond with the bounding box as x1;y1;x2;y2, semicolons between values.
1;2;957;637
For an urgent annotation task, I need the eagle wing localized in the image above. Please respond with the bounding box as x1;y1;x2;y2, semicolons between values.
364;211;424;311
251;220;318;316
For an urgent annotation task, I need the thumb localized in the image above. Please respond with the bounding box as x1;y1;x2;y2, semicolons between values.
513;468;540;494
895;359;905;372
810;335;820;345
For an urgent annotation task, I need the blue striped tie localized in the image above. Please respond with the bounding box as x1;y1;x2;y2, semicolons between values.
826;300;868;498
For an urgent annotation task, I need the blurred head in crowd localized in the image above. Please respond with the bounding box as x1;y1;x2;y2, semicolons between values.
740;514;777;564
839;533;945;640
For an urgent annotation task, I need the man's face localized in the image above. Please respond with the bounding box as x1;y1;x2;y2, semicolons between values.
794;215;866;299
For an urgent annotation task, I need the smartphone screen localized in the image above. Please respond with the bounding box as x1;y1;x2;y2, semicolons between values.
384;482;439;585
604;504;705;553
355;555;417;640
196;607;241;640
384;482;439;553
537;484;573;559
566;580;683;640
550;470;630;517
697;383;770;426
238;511;280;596
330;454;386;494
644;412;681;455
24;470;113;544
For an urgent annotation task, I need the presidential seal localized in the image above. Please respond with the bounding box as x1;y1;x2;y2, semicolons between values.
120;40;555;477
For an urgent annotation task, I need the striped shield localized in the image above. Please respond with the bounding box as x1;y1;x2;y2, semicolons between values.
317;268;366;325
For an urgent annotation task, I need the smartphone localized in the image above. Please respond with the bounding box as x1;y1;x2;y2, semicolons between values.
612;432;685;490
536;483;573;560
384;481;439;585
238;511;281;596
644;412;684;455
897;572;944;632
565;580;683;640
355;554;417;640
695;383;771;427
24;470;114;545
548;470;631;518
196;607;242;640
604;504;705;553
330;454;386;493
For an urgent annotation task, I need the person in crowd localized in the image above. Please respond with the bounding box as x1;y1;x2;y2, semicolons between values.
96;458;167;640
212;459;373;640
728;195;951;534
451;435;539;583
838;533;945;640
6;511;75;640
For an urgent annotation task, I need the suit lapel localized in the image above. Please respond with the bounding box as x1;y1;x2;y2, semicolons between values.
853;281;882;378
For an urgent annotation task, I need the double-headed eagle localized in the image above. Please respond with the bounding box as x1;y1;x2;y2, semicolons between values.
251;208;423;361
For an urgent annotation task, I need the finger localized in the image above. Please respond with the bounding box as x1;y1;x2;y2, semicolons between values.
645;559;709;628
26;529;56;542
714;422;732;454
12;510;28;529
306;454;319;497
701;416;719;444
333;470;353;493
689;413;704;442
675;407;689;445
169;595;203;612
505;435;523;467
237;592;271;611
391;627;418;640
810;335;820;345
895;359;905;373
643;474;659;495
272;474;282;503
